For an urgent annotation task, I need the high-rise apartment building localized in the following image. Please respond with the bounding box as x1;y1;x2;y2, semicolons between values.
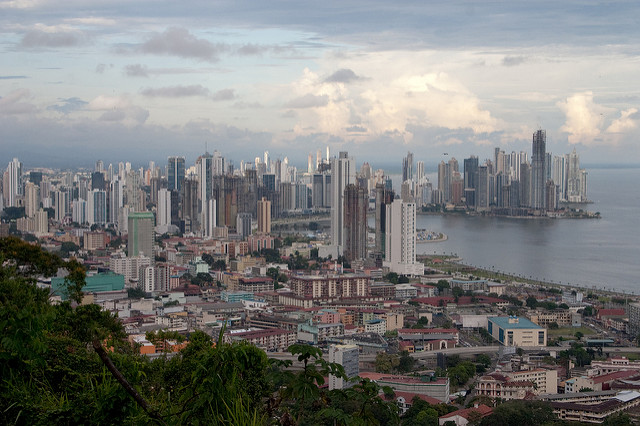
329;344;359;390
330;152;355;252
257;197;271;234
343;184;368;262
402;151;414;183
384;199;423;275
531;130;546;210
157;188;172;227
128;212;155;258
4;158;22;207
374;183;395;256
54;190;67;223
236;212;252;238
24;181;40;218
87;189;107;226
167;156;185;192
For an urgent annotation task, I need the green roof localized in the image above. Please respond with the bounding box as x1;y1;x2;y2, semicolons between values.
488;316;543;330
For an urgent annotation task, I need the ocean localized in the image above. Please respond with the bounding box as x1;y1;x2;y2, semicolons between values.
408;167;640;294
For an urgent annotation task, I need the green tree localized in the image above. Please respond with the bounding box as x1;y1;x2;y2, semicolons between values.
385;272;399;284
526;296;538;309
127;287;146;299
436;279;450;293
479;400;556;426
398;351;415;373
60;241;80;257
2;206;26;220
375;352;399;373
267;266;279;281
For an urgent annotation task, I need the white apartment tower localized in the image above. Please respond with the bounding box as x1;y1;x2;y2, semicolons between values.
328;344;359;390
384;200;423;276
330;152;355;253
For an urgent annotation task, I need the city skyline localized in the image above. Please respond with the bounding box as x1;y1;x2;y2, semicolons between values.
1;1;639;167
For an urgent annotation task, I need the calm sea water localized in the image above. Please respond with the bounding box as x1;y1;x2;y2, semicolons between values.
403;167;640;294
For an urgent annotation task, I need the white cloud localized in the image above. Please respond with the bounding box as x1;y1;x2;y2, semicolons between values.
606;108;638;134
65;17;117;26
87;95;148;125
0;88;38;114
558;92;606;145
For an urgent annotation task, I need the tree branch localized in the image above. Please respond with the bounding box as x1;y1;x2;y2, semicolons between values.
92;339;165;425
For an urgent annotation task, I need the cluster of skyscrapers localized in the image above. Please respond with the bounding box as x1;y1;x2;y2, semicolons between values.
1;129;588;276
396;130;588;214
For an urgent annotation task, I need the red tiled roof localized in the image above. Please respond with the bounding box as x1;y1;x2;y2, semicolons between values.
593;369;639;384
383;391;442;406
440;404;493;420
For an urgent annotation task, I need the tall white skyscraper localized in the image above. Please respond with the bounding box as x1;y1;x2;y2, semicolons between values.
72;199;87;224
109;179;123;226
204;199;216;238
157;188;172;227
329;344;359;390
330;152;355;253
384;200;423;275
416;161;425;183
54;190;67;223
4;158;22;207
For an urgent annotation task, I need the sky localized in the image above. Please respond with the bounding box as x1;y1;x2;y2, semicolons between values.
1;0;639;169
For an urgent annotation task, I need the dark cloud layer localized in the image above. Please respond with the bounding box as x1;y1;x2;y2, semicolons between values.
140;27;223;62
325;69;362;83
20;30;85;48
285;94;329;108
141;85;210;97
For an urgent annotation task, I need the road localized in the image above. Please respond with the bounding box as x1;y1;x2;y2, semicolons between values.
269;345;640;363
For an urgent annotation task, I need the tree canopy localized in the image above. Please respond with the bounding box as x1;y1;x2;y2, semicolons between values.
0;236;401;425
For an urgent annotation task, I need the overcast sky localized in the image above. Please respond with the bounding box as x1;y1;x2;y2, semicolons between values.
1;0;639;169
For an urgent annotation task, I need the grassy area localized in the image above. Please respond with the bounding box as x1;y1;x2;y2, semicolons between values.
548;326;595;337
615;353;640;361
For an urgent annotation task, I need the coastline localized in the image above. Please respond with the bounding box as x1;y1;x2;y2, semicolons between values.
419;254;636;300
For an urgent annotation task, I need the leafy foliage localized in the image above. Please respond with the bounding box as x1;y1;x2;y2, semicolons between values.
0;237;401;425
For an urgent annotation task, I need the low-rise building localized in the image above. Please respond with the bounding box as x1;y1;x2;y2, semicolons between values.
226;328;296;352
551;390;640;423
487;316;547;347
477;373;536;400
395;284;418;299
438;404;493;426
359;372;450;402
364;318;386;334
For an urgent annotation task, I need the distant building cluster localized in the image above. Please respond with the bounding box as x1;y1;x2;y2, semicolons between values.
427;130;589;215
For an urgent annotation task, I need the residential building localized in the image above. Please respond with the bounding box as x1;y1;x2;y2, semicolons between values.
359;372;450;402
438;405;493;426
384;199;423;276
257;197;271;234
343;184;368;262
128;211;155;258
331;151;355;253
531;129;546;211
226;328;296;352
329;344;359;390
